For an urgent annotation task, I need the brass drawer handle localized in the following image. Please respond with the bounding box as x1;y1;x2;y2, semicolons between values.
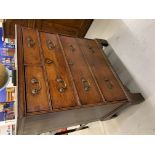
104;78;113;89
88;46;95;53
68;60;74;66
70;45;75;52
27;36;35;48
31;77;42;95
47;39;55;50
45;58;54;65
31;89;40;95
56;76;67;93
81;77;90;91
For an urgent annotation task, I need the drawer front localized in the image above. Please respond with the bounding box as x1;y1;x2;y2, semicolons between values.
25;66;50;113
77;39;127;102
22;28;41;64
39;32;78;109
60;36;103;105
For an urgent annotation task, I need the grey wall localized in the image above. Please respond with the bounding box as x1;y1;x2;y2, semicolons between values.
85;19;155;134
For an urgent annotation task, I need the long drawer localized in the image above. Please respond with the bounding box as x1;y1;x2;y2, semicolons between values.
39;32;78;109
77;38;127;102
60;36;104;105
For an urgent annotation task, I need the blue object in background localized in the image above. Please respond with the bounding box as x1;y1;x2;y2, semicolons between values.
0;27;15;49
0;27;7;103
0;27;6;121
0;102;14;121
0;27;3;48
0;88;7;102
0;112;5;121
2;42;15;49
0;55;14;70
0;27;15;70
0;27;7;104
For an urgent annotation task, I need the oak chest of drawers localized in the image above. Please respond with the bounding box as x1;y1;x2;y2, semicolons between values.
16;25;144;135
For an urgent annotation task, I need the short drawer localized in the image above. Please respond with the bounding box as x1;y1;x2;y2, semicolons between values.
22;28;41;65
24;66;50;113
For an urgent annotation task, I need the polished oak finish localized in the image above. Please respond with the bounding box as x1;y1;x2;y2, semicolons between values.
3;19;93;39
16;26;144;135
